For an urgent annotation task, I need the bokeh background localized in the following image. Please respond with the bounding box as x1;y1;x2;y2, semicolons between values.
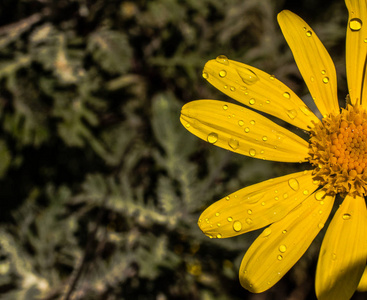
0;0;366;299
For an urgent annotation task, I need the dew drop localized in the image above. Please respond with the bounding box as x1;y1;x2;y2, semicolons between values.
224;85;228;89
227;217;233;222
283;193;288;199
216;233;222;238
185;123;191;128
236;67;259;85
219;70;227;77
245;218;253;225
277;255;283;261
207;132;218;144
216;55;229;65
230;86;236;91
263;228;272;237
238;120;244;126
217;223;221;227
318;223;324;229
249;149;256;156
262;136;268;141
249;98;256;105
288;178;300;191
303;190;309;195
322;77;329;84
287;109;298;119
321;70;326;75
215;212;220;217
250;120;256;125
342;213;351;220
223;104;228;110
310;76;315;82
266;100;271;104
364;38;367;43
247;209;252;215
202;72;209;79
229;138;239;150
225;196;230;201
279;245;287;253
300;106;311;116
269;75;275;80
315;190;326;201
306;30;312;37
283;92;290;99
244;127;250;133
282;230;287;234
350;18;362;31
233;221;243;231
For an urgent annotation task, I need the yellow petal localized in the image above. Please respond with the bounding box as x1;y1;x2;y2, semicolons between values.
278;10;339;117
180;100;309;162
239;192;334;293
315;194;367;300
357;265;367;292
203;58;318;131
345;0;367;107
198;170;320;239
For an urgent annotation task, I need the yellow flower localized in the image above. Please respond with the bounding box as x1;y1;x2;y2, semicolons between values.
180;2;367;300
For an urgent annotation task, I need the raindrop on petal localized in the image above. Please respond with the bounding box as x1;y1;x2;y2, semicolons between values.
249;149;256;156
233;221;243;231
342;213;351;220
263;228;272;237
279;245;287;253
236;67;259;85
207;132;218;144
283;92;290;99
229;138;239;150
223;104;228;110
249;98;256;105
216;233;222;238
288;178;300;191
227;217;233;222
219;70;227;77
322;77;329;84
315;190;326;200
216;55;229;65
262;136;268;141
238;120;244;126
202;72;209;79
287;109;298;119
277;255;283;261
305;30;312;37
350;18;362;31
244;127;250;133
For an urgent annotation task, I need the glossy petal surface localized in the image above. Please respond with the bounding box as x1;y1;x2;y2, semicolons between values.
181;100;309;162
239;193;334;292
316;194;367;300
278;10;339;117
203;58;318;131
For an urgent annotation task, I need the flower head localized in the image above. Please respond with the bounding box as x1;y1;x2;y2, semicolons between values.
180;2;367;300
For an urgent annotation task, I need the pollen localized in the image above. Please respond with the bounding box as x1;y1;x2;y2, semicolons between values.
309;104;367;197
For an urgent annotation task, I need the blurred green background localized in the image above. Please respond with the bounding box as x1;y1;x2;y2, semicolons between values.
0;0;365;299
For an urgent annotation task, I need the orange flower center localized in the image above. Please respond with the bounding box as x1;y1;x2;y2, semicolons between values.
308;104;367;197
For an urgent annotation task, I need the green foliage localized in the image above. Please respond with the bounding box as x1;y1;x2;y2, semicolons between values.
0;0;363;300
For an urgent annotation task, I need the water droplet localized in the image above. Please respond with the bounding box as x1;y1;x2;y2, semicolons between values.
217;223;221;227
219;70;227;77
282;230;287;234
202;72;209;79
233;221;242;231
230;86;236;91
342;213;351;220
321;70;326;75
288;178;300;191
244;127;250;133
350;18;362;31
224;85;228;89
277;255;283;261
283;92;290;99
318;223;324;229
238;120;244;126
249;149;256;156
223;104;228;110
287;109;298;119
283;193;288;199
262;136;268;141
225;196;230;201
228;138;239;150
250;120;256;125
310;76;315;82
269;75;275;80
245;218;253;225
185;123;191;128
215;212;220;217
300;106;311;116
216;55;229;65
216;233;222;238
303;190;309;195
315;190;326;200
332;253;337;260
279;245;287;253
266;100;270;104
236;67;259;85
322;77;329;84
263;228;272;237
261;201;266;206
306;30;312;37
207;132;218;144
249;98;256;105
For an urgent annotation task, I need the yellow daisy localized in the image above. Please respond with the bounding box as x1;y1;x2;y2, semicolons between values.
180;2;367;300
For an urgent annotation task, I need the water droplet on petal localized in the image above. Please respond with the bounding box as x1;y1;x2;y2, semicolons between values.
300;106;311;116
223;104;228;110
244;127;250;133
216;233;222;238
238;120;244;126
322;77;329;84
227;217;233;222
247;209;252;215
233;221;243;231
245;218;252;225
321;70;326;75
249;149;256;156
315;190;326;200
229;138;239;150
306;30;312;37
342;213;351;220
263;228;272;237
249;98;256;105
283;92;290;99
277;255;283;261
287;109;298;119
215;212;220;217
282;230;287;234
288;178;300;191
266;100;271;104
318;223;324;229
332;253;337;260
230;86;236;91
279;245;287;253
202;72;209;79
225;196;230;201
207;132;218;144
269;75;275;80
303;190;309;195
219;70;227;77
185;123;191;128
262;136;268;141
236;67;259;85
250;120;256;125
350;18;362;31
216;55;229;65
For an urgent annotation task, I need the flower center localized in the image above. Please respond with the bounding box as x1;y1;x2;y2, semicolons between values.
309;104;367;197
